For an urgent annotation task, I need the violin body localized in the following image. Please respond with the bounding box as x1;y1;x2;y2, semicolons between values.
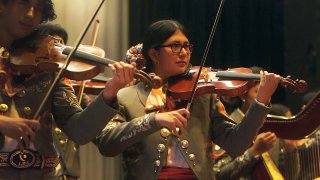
167;66;255;100
70;79;106;95
9;36;105;81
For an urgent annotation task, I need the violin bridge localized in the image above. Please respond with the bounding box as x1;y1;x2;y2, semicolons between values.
200;67;212;82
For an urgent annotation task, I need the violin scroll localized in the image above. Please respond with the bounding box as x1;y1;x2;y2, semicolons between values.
279;75;307;93
134;70;162;89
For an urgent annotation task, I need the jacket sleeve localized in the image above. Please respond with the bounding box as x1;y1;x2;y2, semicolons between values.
93;104;160;156
211;96;270;157
214;149;260;179
52;78;118;145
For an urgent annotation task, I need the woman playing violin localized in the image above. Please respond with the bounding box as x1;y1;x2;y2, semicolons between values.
94;19;280;180
0;0;135;179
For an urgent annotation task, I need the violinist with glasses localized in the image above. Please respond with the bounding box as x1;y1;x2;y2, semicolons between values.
0;0;135;179
93;19;280;180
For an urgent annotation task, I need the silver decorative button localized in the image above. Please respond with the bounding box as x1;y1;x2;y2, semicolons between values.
23;106;32;116
188;153;196;161
189;153;196;166
157;144;166;153
0;104;8;112
154;159;161;172
59;139;67;145
54;128;62;134
157;144;166;158
160;128;170;138
155;160;161;167
181;140;189;149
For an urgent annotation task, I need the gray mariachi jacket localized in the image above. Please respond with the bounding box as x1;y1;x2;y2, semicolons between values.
0;72;117;156
94;82;270;180
213;108;262;180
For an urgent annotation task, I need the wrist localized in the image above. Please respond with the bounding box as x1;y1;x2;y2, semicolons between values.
154;112;162;128
247;148;260;160
102;81;120;104
102;88;117;104
254;98;270;107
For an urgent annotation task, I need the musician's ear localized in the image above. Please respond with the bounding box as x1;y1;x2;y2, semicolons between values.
148;48;160;63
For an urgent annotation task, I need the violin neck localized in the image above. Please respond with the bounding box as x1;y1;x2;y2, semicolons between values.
215;69;307;93
215;71;260;80
62;46;116;65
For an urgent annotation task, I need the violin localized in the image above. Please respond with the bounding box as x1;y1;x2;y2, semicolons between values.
167;66;308;100
168;66;320;140
7;35;162;89
70;79;107;95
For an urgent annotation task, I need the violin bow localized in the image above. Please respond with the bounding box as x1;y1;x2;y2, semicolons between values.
186;0;226;110
33;0;106;119
77;19;101;104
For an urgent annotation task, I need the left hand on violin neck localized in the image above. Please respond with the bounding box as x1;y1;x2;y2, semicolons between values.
256;71;281;106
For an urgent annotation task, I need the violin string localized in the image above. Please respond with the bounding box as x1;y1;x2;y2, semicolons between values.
186;0;226;110
33;0;106;119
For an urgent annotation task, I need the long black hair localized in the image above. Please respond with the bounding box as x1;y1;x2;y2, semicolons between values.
11;23;69;52
142;19;189;72
37;23;68;43
1;0;56;22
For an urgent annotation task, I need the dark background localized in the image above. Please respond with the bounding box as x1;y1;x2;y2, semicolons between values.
129;0;320;113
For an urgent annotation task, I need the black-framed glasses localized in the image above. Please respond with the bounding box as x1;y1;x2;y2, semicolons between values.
156;43;193;54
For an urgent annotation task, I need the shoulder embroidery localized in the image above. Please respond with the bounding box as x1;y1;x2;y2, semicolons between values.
21;79;51;93
62;91;81;109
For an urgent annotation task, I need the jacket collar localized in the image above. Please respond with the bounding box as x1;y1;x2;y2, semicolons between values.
135;82;151;107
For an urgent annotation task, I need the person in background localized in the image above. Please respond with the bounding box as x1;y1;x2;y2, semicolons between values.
298;91;320;180
269;103;292;117
268;103;301;180
0;0;135;179
38;23;68;44
283;91;320;180
0;0;55;152
36;23;88;180
213;66;278;180
93;19;280;180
